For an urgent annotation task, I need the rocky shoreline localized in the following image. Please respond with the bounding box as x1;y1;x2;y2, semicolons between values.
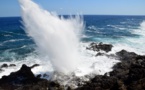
0;42;145;90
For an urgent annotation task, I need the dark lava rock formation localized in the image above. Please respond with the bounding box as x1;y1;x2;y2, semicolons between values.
0;64;16;73
86;42;113;52
0;64;64;90
77;50;145;90
1;43;145;90
1;64;8;68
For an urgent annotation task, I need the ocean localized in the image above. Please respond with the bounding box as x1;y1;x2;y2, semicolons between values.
1;16;145;60
0;15;145;79
0;14;145;85
0;0;145;88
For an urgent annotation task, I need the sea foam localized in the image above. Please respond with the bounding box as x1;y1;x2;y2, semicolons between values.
18;0;119;86
19;0;84;74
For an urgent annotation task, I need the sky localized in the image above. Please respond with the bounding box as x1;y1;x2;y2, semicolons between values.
0;0;145;17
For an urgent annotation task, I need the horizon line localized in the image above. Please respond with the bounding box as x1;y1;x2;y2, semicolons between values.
0;14;145;18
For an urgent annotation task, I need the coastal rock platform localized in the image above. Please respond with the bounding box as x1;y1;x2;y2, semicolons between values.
0;43;145;90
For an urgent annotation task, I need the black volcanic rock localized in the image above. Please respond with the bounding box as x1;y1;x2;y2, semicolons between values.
87;42;113;52
1;47;145;90
0;64;36;85
0;64;64;90
36;74;42;78
9;64;16;67
0;68;3;73
116;50;138;61
127;56;145;82
1;64;8;68
30;64;40;69
76;75;119;90
77;49;145;90
96;52;106;56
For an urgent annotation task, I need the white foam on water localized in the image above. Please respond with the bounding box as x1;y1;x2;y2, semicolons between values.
0;0;121;87
19;0;84;74
0;55;53;79
3;39;26;43
2;0;145;87
18;0;119;77
96;21;145;55
120;21;145;55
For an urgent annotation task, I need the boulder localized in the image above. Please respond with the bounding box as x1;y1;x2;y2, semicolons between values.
0;68;4;73
87;42;113;52
9;64;16;67
96;52;106;56
1;64;16;68
1;64;8;68
36;74;42;78
43;74;49;77
30;64;40;69
0;64;65;90
116;50;138;61
0;64;36;85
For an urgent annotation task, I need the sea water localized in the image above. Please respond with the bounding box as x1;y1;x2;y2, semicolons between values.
0;0;145;86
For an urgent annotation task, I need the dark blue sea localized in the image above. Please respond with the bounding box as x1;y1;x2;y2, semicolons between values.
0;15;145;77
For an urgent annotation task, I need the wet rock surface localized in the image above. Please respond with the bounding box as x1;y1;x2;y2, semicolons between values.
30;64;40;69
1;64;8;68
0;64;16;73
0;68;3;72
9;64;16;67
86;42;113;52
0;64;16;69
77;50;145;90
1;43;145;90
116;49;138;61
0;64;64;90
